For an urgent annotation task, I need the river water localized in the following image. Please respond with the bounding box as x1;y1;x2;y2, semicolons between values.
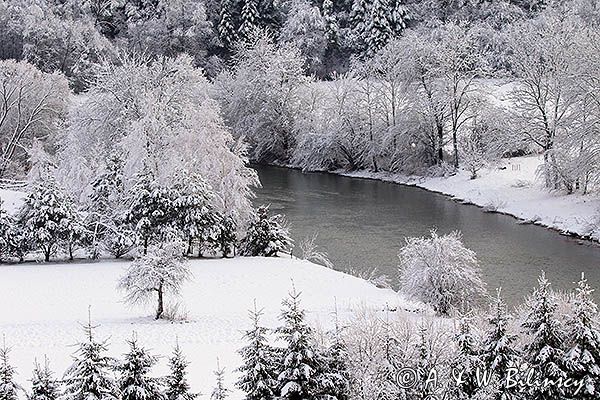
253;165;600;305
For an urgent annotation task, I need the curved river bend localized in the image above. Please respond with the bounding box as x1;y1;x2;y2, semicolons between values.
253;165;600;305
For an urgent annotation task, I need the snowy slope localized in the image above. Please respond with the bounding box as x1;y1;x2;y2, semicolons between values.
343;155;600;241
0;257;417;398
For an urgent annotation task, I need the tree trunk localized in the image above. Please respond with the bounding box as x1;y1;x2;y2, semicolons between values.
437;124;444;164
143;237;148;255
453;131;459;169
44;247;50;262
156;284;164;320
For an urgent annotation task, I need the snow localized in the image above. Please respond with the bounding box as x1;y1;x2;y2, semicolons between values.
342;155;600;241
0;189;25;214
0;256;417;398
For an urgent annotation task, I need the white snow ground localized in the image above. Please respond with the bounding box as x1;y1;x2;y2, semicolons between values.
342;155;600;241
0;257;417;398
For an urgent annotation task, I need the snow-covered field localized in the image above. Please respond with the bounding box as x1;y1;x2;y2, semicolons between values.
342;155;600;241
0;257;416;398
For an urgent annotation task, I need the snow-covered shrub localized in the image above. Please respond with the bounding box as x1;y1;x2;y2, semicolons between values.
0;341;21;400
165;343;198;400
398;230;487;315
118;241;191;320
241;205;292;257
0;199;15;261
29;357;60;400
299;233;333;269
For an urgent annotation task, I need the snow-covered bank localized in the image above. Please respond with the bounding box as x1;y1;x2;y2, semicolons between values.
0;257;420;398
340;155;600;242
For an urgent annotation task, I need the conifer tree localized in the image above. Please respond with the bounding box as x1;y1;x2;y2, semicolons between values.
482;289;520;399
350;0;370;50
28;357;59;400
211;360;230;400
238;0;260;43
117;334;163;400
0;200;14;261
563;274;600;399
62;318;118;400
164;342;198;400
451;317;484;399
276;287;320;400
0;339;21;400
316;307;349;400
16;177;82;262
366;0;392;56
388;0;408;37
126;168;180;254
322;0;338;45
521;272;567;400
218;0;238;49
241;205;292;257
215;215;237;258
236;301;278;400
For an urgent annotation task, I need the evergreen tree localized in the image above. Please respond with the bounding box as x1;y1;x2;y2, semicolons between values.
117;335;163;400
62;319;118;400
214;215;237;258
0;340;21;400
366;0;392;56
218;0;238;49
16;177;82;262
238;0;260;43
481;289;520;399
388;0;408;37
315;308;349;400
241;205;292;257
211;360;230;400
451;317;484;399
28;357;59;400
350;0;370;50
322;0;338;45
164;343;198;400
521;271;567;400
563;274;600;399
276;287;320;400
236;302;278;400
126;168;180;254
0;199;14;261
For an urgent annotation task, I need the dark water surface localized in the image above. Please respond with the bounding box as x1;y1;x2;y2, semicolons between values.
253;165;600;305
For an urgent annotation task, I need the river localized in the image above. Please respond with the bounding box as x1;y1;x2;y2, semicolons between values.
253;165;600;306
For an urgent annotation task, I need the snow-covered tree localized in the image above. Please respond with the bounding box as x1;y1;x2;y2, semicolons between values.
125;168;180;253
321;0;338;45
117;335;163;400
398;230;486;315
214;215;237;258
349;0;370;50
481;289;520;399
388;0;408;37
276;287;320;400
315;310;350;400
241;205;292;257
62;320;118;400
0;60;68;179
118;241;191;320
236;302;278;400
28;357;59;400
218;0;237;48
0;199;14;261
521;271;567;400
211;360;230;400
238;0;260;43
215;36;306;163
0;340;20;400
16;177;83;261
563;274;600;399
366;0;391;56
451;317;484;399
279;0;328;75
164;343;198;400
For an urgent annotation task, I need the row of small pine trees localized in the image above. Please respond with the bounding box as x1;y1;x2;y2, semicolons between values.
0;174;292;263
0;287;347;400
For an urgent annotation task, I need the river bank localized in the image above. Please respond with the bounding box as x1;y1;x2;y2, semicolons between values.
336;155;600;244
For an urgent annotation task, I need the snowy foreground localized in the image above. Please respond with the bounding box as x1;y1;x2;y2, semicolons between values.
343;155;600;241
0;257;416;398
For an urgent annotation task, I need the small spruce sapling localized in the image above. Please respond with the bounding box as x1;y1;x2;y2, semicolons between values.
28;357;59;400
164;342;198;400
211;359;230;400
117;334;163;400
0;339;21;400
